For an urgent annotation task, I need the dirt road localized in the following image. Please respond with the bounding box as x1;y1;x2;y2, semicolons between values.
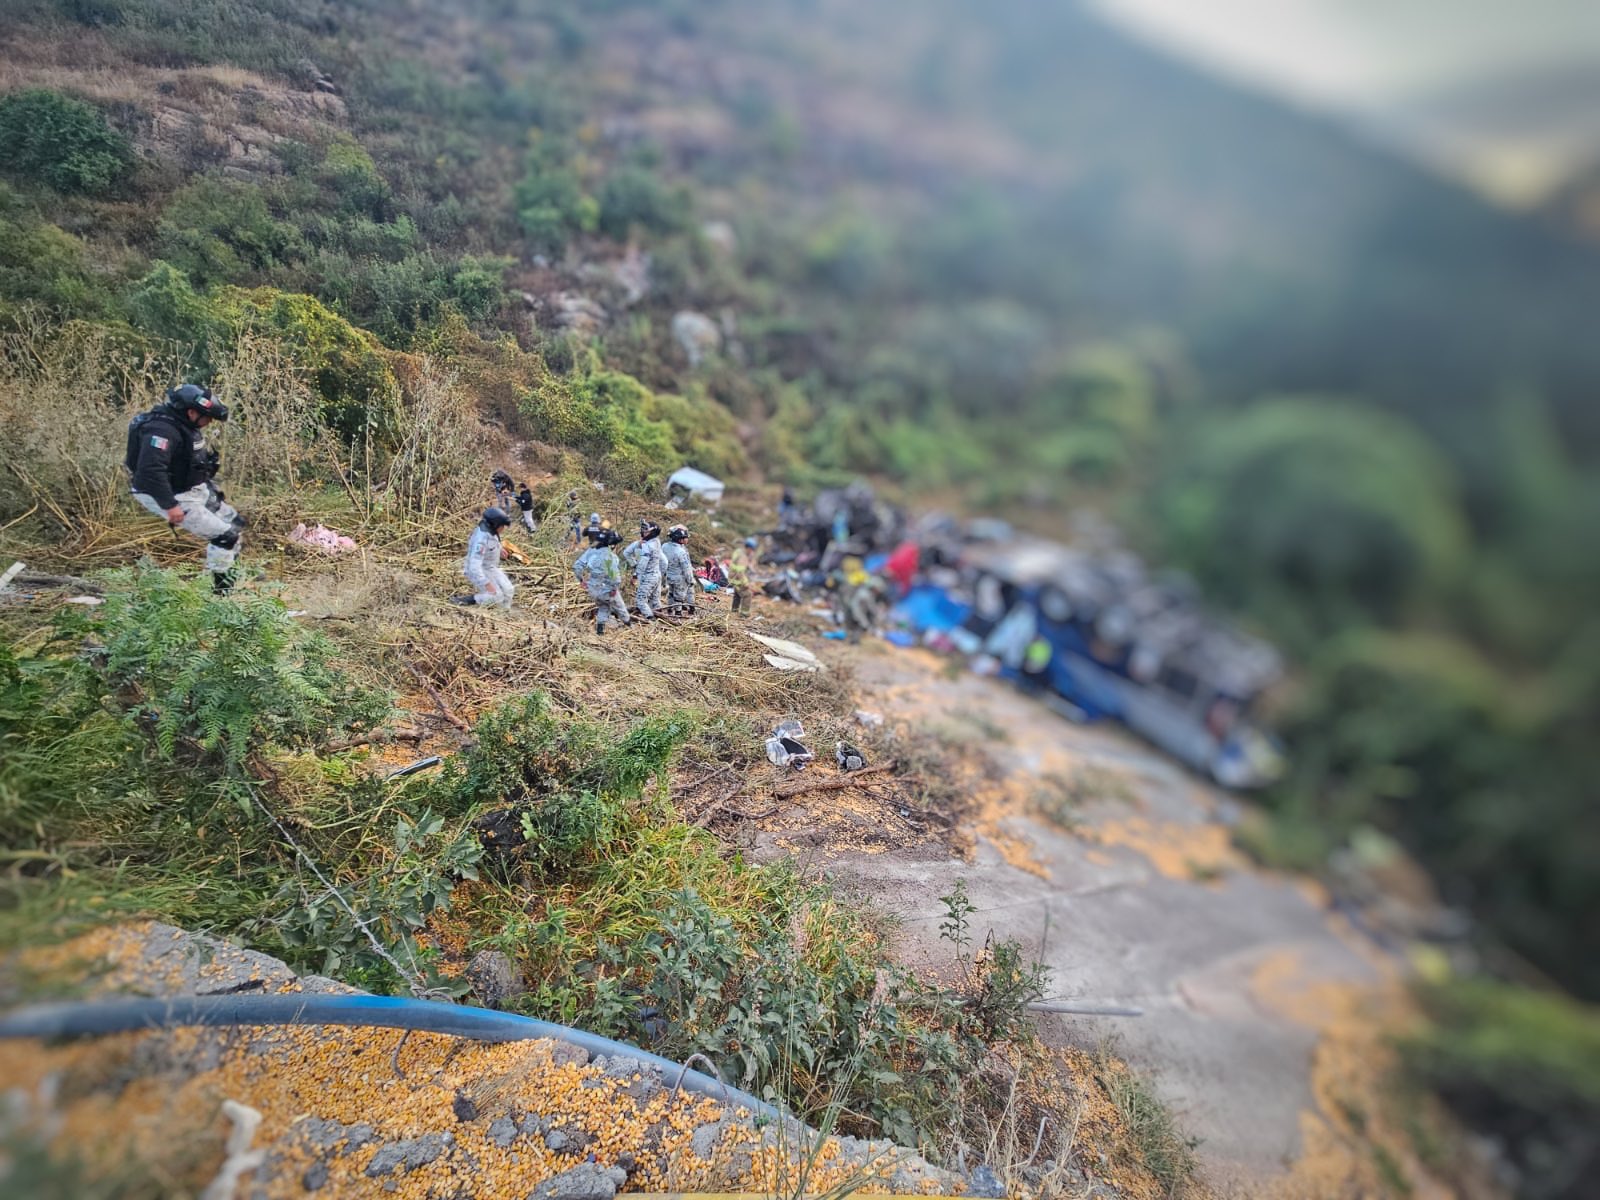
809;643;1395;1193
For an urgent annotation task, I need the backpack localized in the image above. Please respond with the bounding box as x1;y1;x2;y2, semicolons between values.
124;409;169;474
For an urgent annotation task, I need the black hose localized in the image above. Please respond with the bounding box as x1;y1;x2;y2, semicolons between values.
0;993;779;1122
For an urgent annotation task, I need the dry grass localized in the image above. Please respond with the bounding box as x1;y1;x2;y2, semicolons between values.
0;31;344;137
0;314;172;542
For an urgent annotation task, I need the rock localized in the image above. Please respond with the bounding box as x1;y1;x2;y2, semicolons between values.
967;1164;1006;1197
518;1113;549;1137
301;1161;329;1191
363;1133;451;1177
452;1090;479;1122
525;1163;627;1200
543;1124;590;1155
670;310;721;367
293;1117;373;1153
546;292;608;337
549;1043;589;1069
488;1117;519;1148
296;975;360;995
689;1117;729;1159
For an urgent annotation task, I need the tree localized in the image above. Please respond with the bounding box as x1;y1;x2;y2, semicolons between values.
1152;399;1468;636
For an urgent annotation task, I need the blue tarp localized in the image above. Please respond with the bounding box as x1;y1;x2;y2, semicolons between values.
893;584;970;632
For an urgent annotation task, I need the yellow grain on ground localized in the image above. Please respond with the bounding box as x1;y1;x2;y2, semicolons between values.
1088;814;1241;883
3;925;952;1198
1261;981;1502;1200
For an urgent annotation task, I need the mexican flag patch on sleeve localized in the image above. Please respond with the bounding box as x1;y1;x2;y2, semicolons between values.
149;435;169;450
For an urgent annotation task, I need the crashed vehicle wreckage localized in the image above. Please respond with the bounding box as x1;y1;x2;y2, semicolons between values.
751;483;1285;789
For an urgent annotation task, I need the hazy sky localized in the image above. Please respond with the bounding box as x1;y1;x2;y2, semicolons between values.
1085;0;1600;107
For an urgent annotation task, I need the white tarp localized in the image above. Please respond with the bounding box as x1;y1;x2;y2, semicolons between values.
667;466;725;504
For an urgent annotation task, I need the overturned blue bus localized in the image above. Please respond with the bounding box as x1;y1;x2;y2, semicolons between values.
902;536;1284;789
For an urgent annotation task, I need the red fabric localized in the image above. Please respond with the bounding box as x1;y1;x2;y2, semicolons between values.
885;541;919;595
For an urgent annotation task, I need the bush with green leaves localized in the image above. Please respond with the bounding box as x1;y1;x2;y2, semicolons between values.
123;260;218;350
274;805;484;991
209;285;401;441
0;88;131;195
597;162;690;240
0;188;103;316
1152;399;1468;637
92;564;390;769
156;178;300;286
514;138;597;251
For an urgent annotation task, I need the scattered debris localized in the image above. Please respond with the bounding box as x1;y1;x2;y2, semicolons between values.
854;710;885;728
384;755;443;781
666;466;726;506
746;631;824;673
198;1099;265;1200
764;719;815;771
836;741;868;772
0;560;24;591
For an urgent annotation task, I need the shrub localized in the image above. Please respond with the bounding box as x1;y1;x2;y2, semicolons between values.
597;163;690;240
0;190;101;315
123;260;218;350
93;564;391;769
157;177;299;285
209;286;401;442
0;89;131;195
1404;981;1600;1200
514;139;596;251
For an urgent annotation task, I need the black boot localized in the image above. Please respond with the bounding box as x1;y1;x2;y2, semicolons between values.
212;570;236;596
449;594;477;606
595;618;606;634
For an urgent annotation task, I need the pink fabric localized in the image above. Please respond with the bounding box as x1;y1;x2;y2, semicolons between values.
288;523;359;555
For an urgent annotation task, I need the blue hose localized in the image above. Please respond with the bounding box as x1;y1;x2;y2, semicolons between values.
0;993;779;1121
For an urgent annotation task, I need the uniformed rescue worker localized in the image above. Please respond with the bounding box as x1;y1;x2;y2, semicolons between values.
662;524;696;614
728;536;758;615
574;527;631;633
451;507;514;608
622;519;666;619
127;383;245;595
515;482;538;533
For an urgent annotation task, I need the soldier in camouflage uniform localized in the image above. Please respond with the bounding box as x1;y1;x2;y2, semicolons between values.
573;527;631;633
621;519;667;619
662;524;697;615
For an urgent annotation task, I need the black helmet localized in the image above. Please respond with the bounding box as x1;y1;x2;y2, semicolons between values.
482;506;511;532
491;469;513;490
640;520;661;541
668;524;689;543
167;383;228;423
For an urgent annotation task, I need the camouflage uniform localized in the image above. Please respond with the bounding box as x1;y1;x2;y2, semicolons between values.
661;540;696;612
622;536;666;619
574;544;630;630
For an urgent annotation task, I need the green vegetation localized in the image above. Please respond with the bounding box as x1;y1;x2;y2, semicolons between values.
0;568;1045;1151
1403;982;1600;1200
1095;1043;1201;1193
0;0;1595;1189
0;89;131;195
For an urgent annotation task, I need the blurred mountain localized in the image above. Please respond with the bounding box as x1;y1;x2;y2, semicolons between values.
1369;58;1600;204
585;0;1600;456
